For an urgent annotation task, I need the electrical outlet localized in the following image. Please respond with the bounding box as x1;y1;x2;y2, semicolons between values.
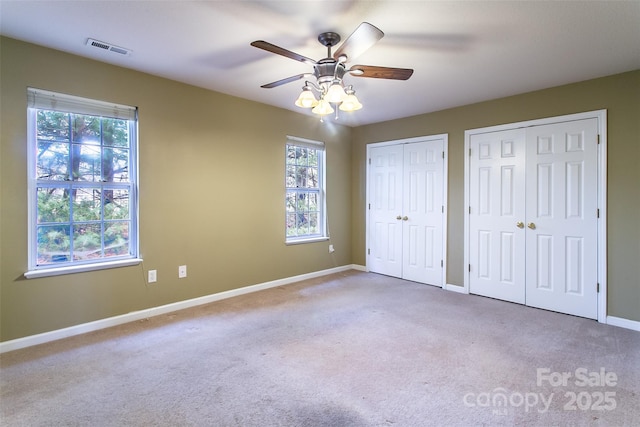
148;270;157;283
329;244;335;253
178;265;187;279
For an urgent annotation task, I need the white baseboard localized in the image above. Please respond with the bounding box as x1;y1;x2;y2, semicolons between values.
4;266;636;354
0;265;358;354
606;316;640;332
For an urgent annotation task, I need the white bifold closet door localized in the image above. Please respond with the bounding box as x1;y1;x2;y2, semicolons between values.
469;129;527;304
469;118;599;319
524;119;599;318
368;138;445;287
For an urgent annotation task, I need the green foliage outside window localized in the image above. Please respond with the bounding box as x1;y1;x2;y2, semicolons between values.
35;110;132;264
285;143;323;239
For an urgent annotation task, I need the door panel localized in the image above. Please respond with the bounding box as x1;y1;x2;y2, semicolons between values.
525;118;598;319
500;231;514;282
402;140;444;285
469;129;526;303
369;145;404;278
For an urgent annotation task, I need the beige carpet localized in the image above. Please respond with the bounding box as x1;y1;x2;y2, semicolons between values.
1;270;639;426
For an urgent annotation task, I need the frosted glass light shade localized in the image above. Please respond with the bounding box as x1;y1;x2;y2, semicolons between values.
325;82;347;103
312;99;334;115
339;93;363;111
295;89;318;108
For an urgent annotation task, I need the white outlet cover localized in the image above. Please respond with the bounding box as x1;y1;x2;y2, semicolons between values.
178;265;187;278
148;270;157;283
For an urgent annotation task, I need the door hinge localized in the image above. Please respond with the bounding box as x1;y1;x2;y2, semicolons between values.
468;264;471;272
441;260;444;268
442;205;444;213
368;248;370;255
469;148;472;157
368;158;372;165
597;134;600;145
368;203;371;210
597;208;600;218
597;283;600;293
469;206;471;214
442;151;445;159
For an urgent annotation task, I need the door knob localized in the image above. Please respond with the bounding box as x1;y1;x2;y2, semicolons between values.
516;221;524;229
402;216;409;221
527;222;536;230
396;215;402;220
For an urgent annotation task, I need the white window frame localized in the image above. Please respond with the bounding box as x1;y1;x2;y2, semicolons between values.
25;88;141;278
285;136;328;244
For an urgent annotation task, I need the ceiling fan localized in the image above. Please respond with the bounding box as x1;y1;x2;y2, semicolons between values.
250;22;414;116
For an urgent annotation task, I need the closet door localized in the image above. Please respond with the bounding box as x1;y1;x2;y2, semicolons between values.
468;117;599;319
368;138;446;286
525;118;599;319
402;140;445;285
369;144;404;278
469;129;527;303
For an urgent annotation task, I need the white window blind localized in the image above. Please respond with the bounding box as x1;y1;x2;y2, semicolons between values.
27;88;137;120
286;135;325;150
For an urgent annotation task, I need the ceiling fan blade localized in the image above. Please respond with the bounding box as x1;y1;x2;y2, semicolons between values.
251;40;316;66
334;22;384;61
261;74;310;89
349;65;414;80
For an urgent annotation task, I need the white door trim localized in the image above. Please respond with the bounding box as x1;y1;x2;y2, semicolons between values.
464;110;607;322
366;134;448;287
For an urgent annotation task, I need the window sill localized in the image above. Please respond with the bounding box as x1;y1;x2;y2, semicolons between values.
285;237;329;246
24;258;143;279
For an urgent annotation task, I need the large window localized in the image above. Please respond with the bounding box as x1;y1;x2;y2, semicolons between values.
285;137;327;243
26;88;139;277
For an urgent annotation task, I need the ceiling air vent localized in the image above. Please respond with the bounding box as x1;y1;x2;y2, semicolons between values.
86;38;132;56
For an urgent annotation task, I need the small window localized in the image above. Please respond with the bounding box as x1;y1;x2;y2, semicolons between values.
285;137;327;243
26;88;139;275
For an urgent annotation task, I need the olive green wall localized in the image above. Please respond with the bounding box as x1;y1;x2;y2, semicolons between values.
0;37;353;341
2;36;638;343
351;70;640;322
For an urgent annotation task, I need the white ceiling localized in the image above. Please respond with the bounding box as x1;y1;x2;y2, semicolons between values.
1;1;639;127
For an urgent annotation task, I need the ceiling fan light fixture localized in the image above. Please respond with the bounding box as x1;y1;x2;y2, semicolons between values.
312;98;334;116
339;87;362;111
325;80;347;103
340;94;362;112
295;86;318;108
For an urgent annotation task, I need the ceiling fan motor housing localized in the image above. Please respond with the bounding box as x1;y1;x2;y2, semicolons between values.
315;59;346;85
